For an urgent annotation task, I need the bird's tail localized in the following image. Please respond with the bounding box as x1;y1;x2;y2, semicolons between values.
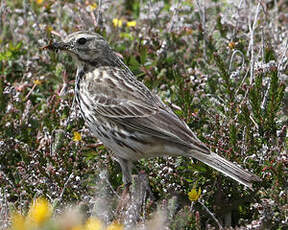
190;151;260;189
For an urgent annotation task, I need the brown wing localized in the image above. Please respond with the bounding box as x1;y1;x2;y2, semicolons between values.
81;66;209;153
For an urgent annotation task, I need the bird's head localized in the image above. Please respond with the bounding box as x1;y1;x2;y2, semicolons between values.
44;31;119;68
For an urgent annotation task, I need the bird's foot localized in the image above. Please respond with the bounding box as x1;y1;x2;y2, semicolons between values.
116;171;155;225
116;182;132;212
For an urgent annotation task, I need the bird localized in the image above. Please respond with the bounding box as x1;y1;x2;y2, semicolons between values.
44;31;260;189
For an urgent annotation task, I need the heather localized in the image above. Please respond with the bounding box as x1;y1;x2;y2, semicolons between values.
0;0;287;229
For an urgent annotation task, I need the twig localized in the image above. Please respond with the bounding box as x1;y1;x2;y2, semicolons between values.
272;0;279;43
23;0;44;43
53;172;74;206
24;83;38;100
106;178;120;199
157;0;181;59
195;0;206;61
61;70;81;130
248;2;261;84
0;0;7;30
168;0;180;33
234;69;249;96
277;37;288;71
198;200;223;229
51;30;62;38
228;50;245;73
96;0;102;27
231;0;244;41
260;80;270;111
0;189;9;229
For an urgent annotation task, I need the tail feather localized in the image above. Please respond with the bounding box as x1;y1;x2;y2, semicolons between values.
190;151;260;189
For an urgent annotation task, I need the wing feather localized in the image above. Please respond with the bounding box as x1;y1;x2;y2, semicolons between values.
92;94;207;151
81;66;209;152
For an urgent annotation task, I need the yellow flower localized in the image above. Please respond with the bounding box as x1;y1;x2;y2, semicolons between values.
35;0;43;5
85;218;103;230
87;3;97;11
106;222;124;230
188;187;201;202
28;198;52;226
112;18;123;28
228;41;235;49
73;131;82;142
236;106;240;113
72;225;84;230
11;212;26;230
46;25;53;33
33;79;41;85
126;21;136;27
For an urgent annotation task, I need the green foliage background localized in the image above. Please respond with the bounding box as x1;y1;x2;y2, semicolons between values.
0;0;287;229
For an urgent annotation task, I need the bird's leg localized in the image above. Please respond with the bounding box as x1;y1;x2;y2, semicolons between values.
116;158;155;201
117;158;133;185
116;158;133;210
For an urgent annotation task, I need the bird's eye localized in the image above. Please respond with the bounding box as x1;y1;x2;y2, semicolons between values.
77;37;87;45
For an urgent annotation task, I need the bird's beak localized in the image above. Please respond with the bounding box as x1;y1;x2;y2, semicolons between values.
51;41;68;50
41;41;70;51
